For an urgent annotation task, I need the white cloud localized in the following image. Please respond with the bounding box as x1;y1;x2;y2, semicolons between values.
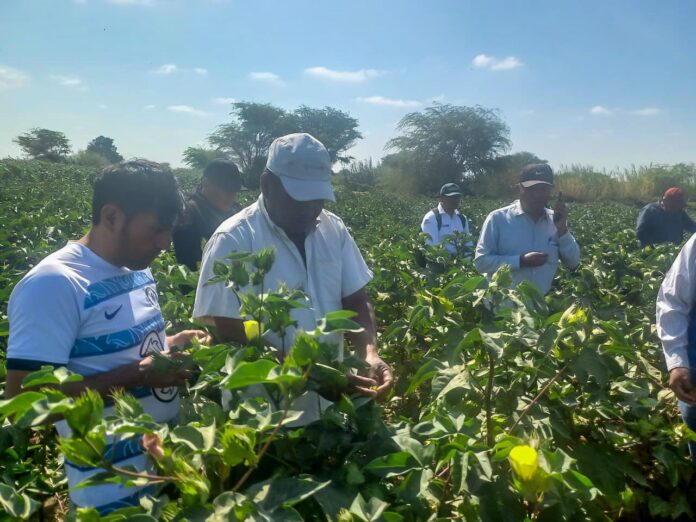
473;54;523;71
51;74;87;90
631;107;661;116
150;63;177;75
212;97;236;105
357;96;422;108
472;54;494;68
0;66;28;91
144;104;156;110
304;66;383;83
193;67;208;76
492;56;523;70
590;105;613;115
167;105;209;117
248;71;283;85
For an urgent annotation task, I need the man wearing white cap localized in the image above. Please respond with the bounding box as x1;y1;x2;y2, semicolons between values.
474;163;580;295
192;133;393;424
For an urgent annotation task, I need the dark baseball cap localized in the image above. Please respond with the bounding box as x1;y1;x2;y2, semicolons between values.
203;159;244;192
519;163;554;188
439;182;462;196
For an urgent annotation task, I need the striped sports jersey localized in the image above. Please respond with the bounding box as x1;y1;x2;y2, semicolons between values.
7;242;179;513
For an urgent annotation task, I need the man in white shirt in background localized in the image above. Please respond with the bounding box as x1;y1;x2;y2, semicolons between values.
474;163;580;295
193;133;393;425
6;159;209;514
421;182;472;257
656;236;696;463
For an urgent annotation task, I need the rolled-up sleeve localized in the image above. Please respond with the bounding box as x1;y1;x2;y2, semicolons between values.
421;211;438;246
558;232;580;269
474;213;521;274
657;236;696;371
340;230;373;297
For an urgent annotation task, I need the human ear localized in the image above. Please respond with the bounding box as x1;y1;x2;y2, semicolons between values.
100;204;126;234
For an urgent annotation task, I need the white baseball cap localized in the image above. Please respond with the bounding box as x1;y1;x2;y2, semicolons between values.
266;133;335;202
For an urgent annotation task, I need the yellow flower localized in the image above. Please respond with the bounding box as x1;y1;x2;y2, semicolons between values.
243;320;261;341
509;445;539;481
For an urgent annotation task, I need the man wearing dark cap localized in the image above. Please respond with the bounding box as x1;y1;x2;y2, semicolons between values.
636;187;696;247
421;183;472;256
474;163;580;295
193;133;393;426
173;159;244;270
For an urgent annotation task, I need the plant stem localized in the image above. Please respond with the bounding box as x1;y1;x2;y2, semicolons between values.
511;362;570;432
232;406;289;493
485;350;495;447
82;435;176;484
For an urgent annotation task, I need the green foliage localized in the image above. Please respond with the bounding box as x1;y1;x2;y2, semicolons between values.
13;128;72;162
2;163;696;520
206;101;363;188
85;136;123;165
386;104;511;194
181;147;228;170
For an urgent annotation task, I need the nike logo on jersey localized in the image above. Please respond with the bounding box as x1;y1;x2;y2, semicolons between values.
104;305;123;320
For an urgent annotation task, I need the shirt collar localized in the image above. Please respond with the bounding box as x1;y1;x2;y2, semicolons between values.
511;200;551;221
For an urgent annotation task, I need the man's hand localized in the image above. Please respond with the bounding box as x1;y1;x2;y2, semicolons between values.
553;198;568;236
669;367;696;404
167;329;212;348
350;355;394;399
520;252;548;267
131;352;192;388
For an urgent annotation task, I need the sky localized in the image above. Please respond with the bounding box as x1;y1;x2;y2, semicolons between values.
1;0;695;171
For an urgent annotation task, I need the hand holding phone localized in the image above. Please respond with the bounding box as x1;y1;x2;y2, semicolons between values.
552;192;568;234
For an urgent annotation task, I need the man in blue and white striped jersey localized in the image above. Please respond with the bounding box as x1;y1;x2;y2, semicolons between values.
5;159;209;514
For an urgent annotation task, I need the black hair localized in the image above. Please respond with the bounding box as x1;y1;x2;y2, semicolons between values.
203;159;243;192
92;159;184;226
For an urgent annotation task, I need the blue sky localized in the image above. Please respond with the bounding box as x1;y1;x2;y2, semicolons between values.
1;0;695;170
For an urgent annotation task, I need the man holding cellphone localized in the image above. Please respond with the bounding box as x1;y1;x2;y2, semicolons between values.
474;163;580;295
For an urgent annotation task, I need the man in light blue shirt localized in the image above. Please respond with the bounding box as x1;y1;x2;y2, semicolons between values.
474;163;580;295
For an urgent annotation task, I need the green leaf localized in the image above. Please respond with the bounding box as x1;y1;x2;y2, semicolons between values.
171;422;216;452
0;483;40;518
0;391;46;419
64;389;104;436
318;310;363;334
220;425;257;467
364;452;419;477
21;365;83;388
245;476;330;513
224;359;281;389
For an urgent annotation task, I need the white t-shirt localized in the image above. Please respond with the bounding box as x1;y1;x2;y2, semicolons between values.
421;203;472;255
193;196;373;424
7;242;179;514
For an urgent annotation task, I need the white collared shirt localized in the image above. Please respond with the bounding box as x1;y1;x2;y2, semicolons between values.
421;203;471;254
656;234;696;371
193;196;373;424
474;200;580;295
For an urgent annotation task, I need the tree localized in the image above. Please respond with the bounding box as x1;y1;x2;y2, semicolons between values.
182;147;228;170
479;151;545;197
205;101;363;188
385;104;510;194
14;128;71;162
208;102;294;188
292;106;362;164
86;136;123;164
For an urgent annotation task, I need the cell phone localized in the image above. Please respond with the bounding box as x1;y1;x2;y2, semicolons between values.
553;191;565;223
